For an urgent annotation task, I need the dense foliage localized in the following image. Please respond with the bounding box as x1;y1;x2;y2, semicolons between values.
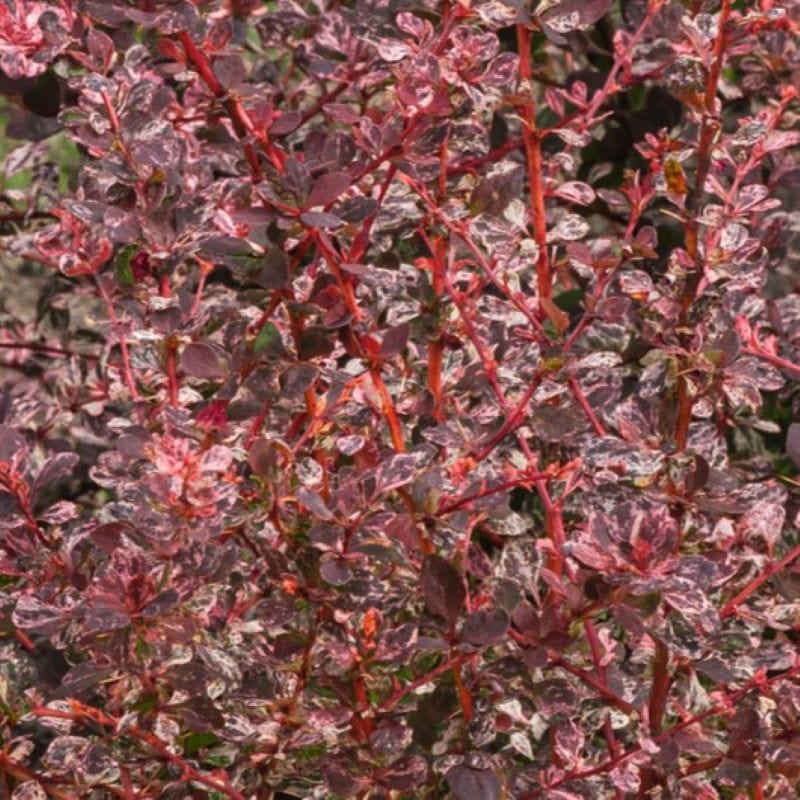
1;0;799;798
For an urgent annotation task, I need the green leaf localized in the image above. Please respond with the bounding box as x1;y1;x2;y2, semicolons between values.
253;322;283;355
554;288;583;313
628;83;647;112
115;245;138;286
184;731;218;755
201;752;233;767
296;742;327;763
130;695;157;714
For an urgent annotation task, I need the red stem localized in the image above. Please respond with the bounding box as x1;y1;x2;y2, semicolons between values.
352;669;374;740
32;705;247;800
584;619;606;682
520;661;800;798
516;24;551;305
189;257;213;318
0;754;77;800
451;661;474;723
120;766;137;800
637;638;672;796
95;277;140;402
370;366;406;453
568;375;606;436
160;274;179;406
648;639;671;734
427;340;444;422
552;654;636;715
379;653;474;711
742;345;800;377
409;180;545;335
427;236;447;422
313;230;362;320
472;373;543;462
176;30;283;174
437;471;549;516
675;0;733;450
720;542;800;619
0;341;98;359
297;72;360;127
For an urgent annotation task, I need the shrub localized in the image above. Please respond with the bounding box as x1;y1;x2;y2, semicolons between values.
1;1;799;798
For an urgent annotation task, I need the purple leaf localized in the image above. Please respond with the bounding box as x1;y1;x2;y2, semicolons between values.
31;452;79;499
213;54;247;89
421;555;465;624
58;663;115;697
180;342;226;379
714;759;760;787
369;721;413;756
380;755;428;791
554;181;596;206
374;454;418;494
256;249;289;289
787;423;800;467
129;120;182;169
553;720;585;764
470;170;522;216
269;112;302;136
458;607;510;645
764;130;800;153
445;766;500;800
319;556;353;585
0;425;26;462
248;438;273;476
280;363;319;397
296;487;334;521
86;29;114;70
379;323;410;357
10;780;48;800
695;658;735;685
324;761;369;797
141;588;179;618
539;0;611;33
42;736;89;772
38;500;78;524
12;595;68;636
83;605;130;634
300;210;344;229
4;141;46;177
305;171;351;209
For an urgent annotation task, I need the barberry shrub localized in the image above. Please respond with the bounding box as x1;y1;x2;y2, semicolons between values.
0;0;799;798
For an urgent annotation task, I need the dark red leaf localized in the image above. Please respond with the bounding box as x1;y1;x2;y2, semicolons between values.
297;487;334;521
305;172;351;209
380;756;428;790
714;759;760;787
180;342;226;379
445;766;501;800
421;555;465;624
298;327;336;361
300;210;344;229
379;323;410;357
12;596;67;636
32;452;79;498
213;54;247;89
374;454;418;494
58;663;115;697
458;607;510;645
269;112;303;136
787;423;800;467
280;363;319;397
